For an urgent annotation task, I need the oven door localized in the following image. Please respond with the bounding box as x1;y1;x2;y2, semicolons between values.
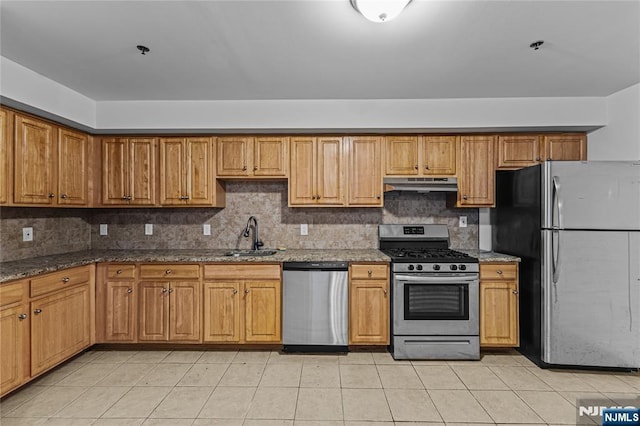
393;273;479;336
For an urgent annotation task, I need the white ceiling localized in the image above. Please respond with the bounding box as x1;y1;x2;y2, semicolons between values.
1;0;639;102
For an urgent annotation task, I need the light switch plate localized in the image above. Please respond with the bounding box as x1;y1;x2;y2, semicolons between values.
203;224;211;236
145;224;153;235
300;224;308;236
459;216;468;228
22;227;33;242
99;224;108;236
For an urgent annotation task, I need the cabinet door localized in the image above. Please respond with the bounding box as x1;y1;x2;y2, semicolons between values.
31;285;91;376
129;138;157;205
203;282;241;342
104;281;136;342
349;280;389;345
348;136;382;206
138;282;169;341
480;280;519;347
317;137;345;205
289;137;316;205
1;304;29;396
102;138;129;205
169;281;201;341
244;281;281;343
496;135;541;169
186;138;213;205
543;134;587;161
57;128;88;205
457;136;495;207
422;136;456;175
0;109;11;205
14;115;56;204
385;136;418;175
254;137;288;177
217;137;250;176
159;138;185;205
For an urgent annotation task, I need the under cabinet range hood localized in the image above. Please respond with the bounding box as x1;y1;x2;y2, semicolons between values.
383;177;458;193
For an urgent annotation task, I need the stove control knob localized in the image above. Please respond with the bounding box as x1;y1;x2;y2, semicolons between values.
450;264;458;271
432;264;440;271
459;264;467;271
408;265;415;271
416;265;423;271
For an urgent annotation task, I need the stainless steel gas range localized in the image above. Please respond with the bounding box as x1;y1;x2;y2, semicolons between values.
379;224;480;360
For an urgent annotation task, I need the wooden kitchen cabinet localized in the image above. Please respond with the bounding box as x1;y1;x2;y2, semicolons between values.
347;136;383;206
349;263;390;345
96;264;137;343
203;264;281;343
57;128;89;205
453;135;495;207
159;137;223;206
0;280;29;397
497;133;586;169
543;133;587;161
289;136;345;206
101;137;156;206
479;262;519;347
385;136;419;175
217;136;288;177
0;108;13;205
384;135;456;176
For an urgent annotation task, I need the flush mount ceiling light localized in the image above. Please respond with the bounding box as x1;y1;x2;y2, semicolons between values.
350;0;413;23
136;45;150;55
529;40;544;50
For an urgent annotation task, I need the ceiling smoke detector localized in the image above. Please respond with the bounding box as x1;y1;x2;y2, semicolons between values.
137;45;150;55
529;40;544;50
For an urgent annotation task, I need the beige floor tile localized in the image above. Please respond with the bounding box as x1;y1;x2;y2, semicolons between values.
97;363;156;387
371;352;410;365
198;386;256;419
32;362;83;386
410;360;449;366
57;363;120;386
143;419;195;425
526;367;596;392
233;350;271;364
0;419;48;425
295;388;343;421
268;352;305;365
44;418;96;425
301;355;340;365
338;352;374;365
472;390;544;424
244;420;295;426
575;372;639;393
414;366;466;390
127;351;171;364
513;354;540;367
72;351;104;363
377;365;423;389
428;389;492;423
343;422;395;426
602;392;640;404
193;419;243;426
342;388;391;422
0;384;48;415
490;366;552;391
246;387;299;419
450;365;509;390
101;386;171;418
300;364;340;388
295;421;344;426
93;419;145;425
197;350;237;364
218;364;265;387
480;353;524;367
53;386;130;418
517;390;580;424
384;389;441;422
617;374;640;391
260;363;302;387
339;365;381;388
177;363;228;387
137;363;191;386
161;350;204;364
150;386;213;418
92;350;138;364
558;390;608;407
4;386;87;418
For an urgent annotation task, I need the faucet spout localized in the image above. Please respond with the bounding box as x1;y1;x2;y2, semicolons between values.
243;216;264;251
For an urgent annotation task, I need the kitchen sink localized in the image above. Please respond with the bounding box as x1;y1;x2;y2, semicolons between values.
224;249;278;257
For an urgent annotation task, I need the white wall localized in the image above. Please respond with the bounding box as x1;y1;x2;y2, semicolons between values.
588;83;640;160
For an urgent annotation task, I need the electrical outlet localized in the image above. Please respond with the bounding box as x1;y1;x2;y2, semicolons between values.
22;227;33;242
459;216;468;228
99;224;108;236
203;224;211;236
145;224;153;235
300;224;308;236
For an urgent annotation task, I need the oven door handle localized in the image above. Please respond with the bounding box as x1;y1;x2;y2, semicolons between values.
394;274;478;283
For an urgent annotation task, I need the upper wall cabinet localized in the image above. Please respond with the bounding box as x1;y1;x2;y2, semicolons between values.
102;138;156;206
13;114;89;206
385;136;456;176
347;136;383;207
497;133;587;170
453;135;496;207
543;133;587;161
0;108;12;205
159;137;224;207
217;136;288;178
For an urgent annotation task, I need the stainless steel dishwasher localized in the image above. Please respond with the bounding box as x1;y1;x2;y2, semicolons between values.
282;262;349;352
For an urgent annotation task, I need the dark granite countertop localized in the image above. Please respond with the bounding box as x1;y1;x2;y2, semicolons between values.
456;249;521;263
0;249;391;283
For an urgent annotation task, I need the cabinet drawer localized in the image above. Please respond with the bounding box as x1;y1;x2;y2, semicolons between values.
30;266;91;298
480;264;518;280
204;264;280;280
139;264;200;279
106;264;136;279
0;280;26;308
350;264;388;280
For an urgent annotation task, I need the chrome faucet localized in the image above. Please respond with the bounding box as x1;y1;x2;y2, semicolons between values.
243;216;264;251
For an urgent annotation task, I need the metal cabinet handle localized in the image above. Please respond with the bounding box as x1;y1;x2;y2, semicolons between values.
60;194;68;199
496;270;503;275
462;195;468;200
253;165;258;171
311;195;316;200
242;166;247;171
165;269;172;275
425;164;429;170
536;156;541;161
34;309;42;315
232;289;238;295
547;157;552;161
244;289;250;294
116;269;123;274
18;313;27;320
383;289;388;296
127;288;133;293
376;195;381;199
48;193;55;198
62;277;70;283
512;290;519;294
414;165;418;170
367;269;372;276
161;288;168;293
316;194;321;199
168;288;173;294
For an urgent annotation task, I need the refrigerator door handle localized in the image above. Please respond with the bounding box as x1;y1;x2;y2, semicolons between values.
552;229;561;285
552;176;560;229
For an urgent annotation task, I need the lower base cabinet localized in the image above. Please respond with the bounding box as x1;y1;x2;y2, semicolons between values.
349;263;390;345
479;262;519;347
0;281;29;396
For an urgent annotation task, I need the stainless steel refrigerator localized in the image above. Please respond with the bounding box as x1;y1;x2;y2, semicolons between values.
492;161;640;369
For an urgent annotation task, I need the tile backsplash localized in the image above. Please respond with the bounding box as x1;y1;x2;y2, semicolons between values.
1;182;478;262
